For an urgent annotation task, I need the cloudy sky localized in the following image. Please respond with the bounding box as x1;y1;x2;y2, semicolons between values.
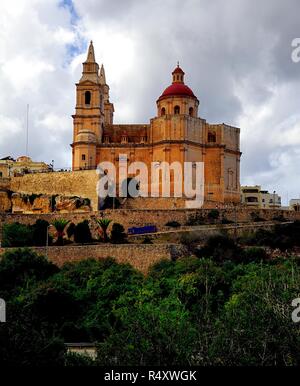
0;0;300;204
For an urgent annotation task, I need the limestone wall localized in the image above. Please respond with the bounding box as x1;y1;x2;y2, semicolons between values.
0;178;10;190
0;243;186;274
9;170;99;210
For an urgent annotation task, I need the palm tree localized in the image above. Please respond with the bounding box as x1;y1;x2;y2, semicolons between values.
52;219;70;246
95;218;112;242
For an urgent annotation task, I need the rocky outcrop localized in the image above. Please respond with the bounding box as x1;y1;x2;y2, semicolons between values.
0;192;92;214
54;196;91;213
0;191;11;212
11;193;51;214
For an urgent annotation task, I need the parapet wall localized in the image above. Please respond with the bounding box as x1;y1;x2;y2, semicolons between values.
1;208;299;241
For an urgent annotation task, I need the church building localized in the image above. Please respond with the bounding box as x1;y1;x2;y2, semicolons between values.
71;41;241;205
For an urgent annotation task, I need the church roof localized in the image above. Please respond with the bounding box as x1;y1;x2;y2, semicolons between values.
159;83;195;99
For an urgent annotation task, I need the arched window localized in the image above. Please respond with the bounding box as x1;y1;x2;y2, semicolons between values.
208;131;216;142
174;105;180;114
85;91;91;105
189;107;194;116
161;107;166;116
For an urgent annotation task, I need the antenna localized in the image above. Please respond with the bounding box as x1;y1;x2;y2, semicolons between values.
26;104;29;156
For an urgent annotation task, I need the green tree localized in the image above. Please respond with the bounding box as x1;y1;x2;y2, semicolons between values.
0;248;59;299
206;262;300;365
74;220;92;244
196;234;242;263
52;219;70;246
95;218;112;242
96;295;196;366
32;219;51;247
110;223;127;244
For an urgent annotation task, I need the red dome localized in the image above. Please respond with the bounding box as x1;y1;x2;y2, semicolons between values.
159;83;195;100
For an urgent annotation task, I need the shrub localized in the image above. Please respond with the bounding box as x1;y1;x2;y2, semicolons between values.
165;221;181;228
2;222;33;247
110;223;127;244
208;209;220;221
180;231;205;246
64;352;95;366
272;214;287;222
241;247;268;263
74;220;92;244
186;213;205;226
250;212;265;222
221;217;234;224
142;236;153;244
67;222;76;239
196;234;242;263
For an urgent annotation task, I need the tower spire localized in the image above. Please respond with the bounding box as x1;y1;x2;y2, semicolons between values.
80;40;99;83
99;64;106;85
85;40;96;63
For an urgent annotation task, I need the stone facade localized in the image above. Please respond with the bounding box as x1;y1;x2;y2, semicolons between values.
71;42;241;205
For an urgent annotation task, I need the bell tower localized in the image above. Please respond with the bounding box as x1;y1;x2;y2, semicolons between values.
71;41;104;170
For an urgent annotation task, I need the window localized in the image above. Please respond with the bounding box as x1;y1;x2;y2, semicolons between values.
161;107;166;116
121;135;128;144
82;154;86;161
189;107;194;116
246;197;258;203
174;105;180;114
208;131;216;142
85;91;91;105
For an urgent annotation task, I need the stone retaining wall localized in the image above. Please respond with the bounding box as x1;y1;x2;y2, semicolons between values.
0;243;187;274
